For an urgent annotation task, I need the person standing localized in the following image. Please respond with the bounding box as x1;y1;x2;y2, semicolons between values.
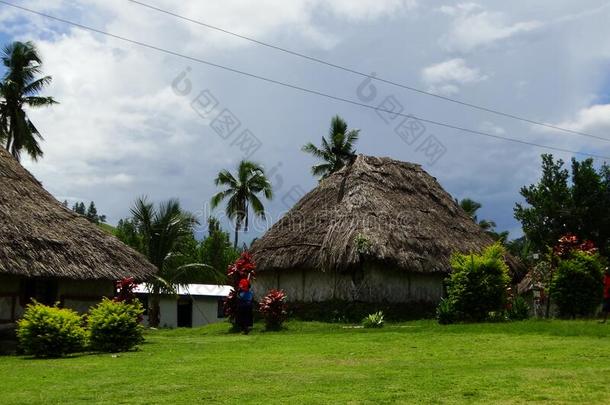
237;278;254;334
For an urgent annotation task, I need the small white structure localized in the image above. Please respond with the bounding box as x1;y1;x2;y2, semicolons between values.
134;284;232;328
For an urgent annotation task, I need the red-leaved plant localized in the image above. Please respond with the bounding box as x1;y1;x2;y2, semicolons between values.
224;252;256;324
553;234;597;259
259;289;288;330
115;277;138;303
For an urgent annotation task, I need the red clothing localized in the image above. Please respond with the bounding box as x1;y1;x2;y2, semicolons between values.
604;274;610;299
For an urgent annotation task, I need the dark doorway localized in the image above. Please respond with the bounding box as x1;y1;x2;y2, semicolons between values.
177;298;193;328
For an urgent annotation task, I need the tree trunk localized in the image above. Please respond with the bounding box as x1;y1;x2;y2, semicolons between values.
234;220;239;249
149;286;161;328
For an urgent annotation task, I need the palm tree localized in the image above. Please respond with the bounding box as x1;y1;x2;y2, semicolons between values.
0;41;57;161
211;160;273;249
130;197;223;327
459;198;507;242
459;198;482;221
302;115;360;179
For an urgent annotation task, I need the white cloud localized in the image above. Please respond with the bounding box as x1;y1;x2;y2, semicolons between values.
421;58;487;95
439;3;542;52
552;104;610;134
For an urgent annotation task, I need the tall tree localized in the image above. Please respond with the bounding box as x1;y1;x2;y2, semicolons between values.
302;115;360;179
200;217;239;274
0;41;57;161
128;197;223;327
514;154;573;253
211;160;273;248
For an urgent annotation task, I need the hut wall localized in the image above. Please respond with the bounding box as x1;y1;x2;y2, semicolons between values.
254;264;445;303
0;275;19;322
58;279;114;314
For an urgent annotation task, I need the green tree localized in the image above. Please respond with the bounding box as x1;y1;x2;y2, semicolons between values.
128;197;223;327
0;41;57;161
514;154;610;254
302;115;360;179
514;154;571;252
211;160;273;249
200;217;239;274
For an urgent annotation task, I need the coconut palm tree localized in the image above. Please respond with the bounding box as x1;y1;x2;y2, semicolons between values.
302;115;360;179
459;198;508;242
459;198;482;221
129;197;223;327
0;41;57;161
211;160;273;249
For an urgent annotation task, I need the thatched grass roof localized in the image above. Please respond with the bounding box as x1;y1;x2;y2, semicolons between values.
252;155;518;274
0;147;156;280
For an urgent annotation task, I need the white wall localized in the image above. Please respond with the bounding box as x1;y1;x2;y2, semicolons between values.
143;295;225;328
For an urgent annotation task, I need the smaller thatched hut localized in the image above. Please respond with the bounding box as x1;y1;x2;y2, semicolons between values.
0;147;156;323
251;155;516;306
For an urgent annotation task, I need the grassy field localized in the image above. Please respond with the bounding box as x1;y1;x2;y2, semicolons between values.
2;320;610;404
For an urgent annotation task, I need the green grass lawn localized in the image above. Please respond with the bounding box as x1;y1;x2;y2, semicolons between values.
2;320;610;404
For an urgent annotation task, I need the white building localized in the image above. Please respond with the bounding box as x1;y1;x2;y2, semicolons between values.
134;284;232;328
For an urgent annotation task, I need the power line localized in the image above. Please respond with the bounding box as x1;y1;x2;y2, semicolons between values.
127;0;610;143
1;1;609;160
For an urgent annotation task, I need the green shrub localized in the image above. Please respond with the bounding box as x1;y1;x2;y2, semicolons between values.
436;298;456;324
87;298;144;352
445;243;510;322
551;251;604;318
16;301;86;357
362;311;385;328
507;296;530;321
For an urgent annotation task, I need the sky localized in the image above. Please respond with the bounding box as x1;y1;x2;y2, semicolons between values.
1;0;610;242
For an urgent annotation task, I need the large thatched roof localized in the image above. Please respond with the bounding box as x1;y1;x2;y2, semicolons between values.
252;155;517;274
0;147;156;280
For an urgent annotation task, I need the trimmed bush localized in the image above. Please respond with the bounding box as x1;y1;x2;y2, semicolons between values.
444;243;510;322
16;301;86;357
362;311;385;328
507;296;530;321
551;251;604;318
259;289;288;330
88;298;144;352
436;298;456;325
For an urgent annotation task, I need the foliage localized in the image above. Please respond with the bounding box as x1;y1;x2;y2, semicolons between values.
445;243;510;322
224;251;257;324
436;298;456;325
459;198;508;242
71;201;106;224
122;197;223;327
87;298;144;352
200;216;239;274
16;301;86;357
211;160;273;248
515;154;610;255
114;277;138;303
259;289;288;330
550;250;604;318
0;41;57;161
507;296;530;321
302;115;360;179
354;233;372;256
362;311;385;328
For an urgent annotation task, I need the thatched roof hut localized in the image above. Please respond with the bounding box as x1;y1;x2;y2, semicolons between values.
251;155;516;304
253;155;511;273
0;147;156;281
